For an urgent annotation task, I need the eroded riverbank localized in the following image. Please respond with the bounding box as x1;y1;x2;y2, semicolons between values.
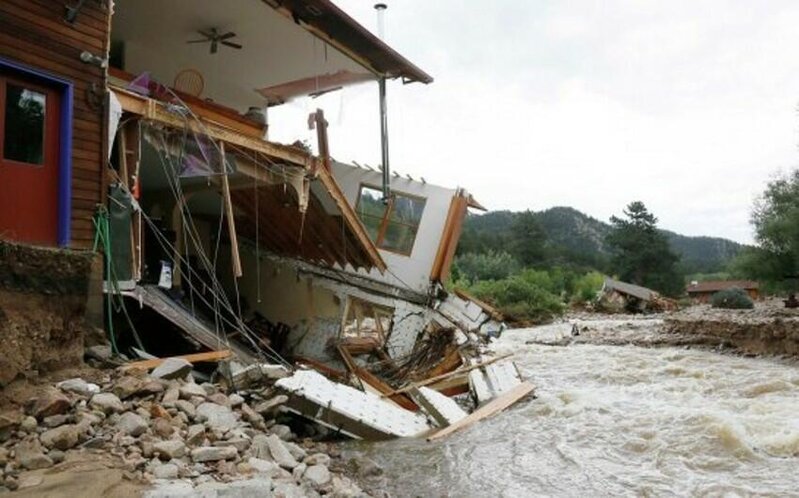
344;319;799;497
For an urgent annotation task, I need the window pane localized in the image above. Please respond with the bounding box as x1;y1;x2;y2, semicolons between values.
3;84;46;165
356;186;387;243
357;186;386;218
389;194;425;225
381;222;418;254
359;214;383;242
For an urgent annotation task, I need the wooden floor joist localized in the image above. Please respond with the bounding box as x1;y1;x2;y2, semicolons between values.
427;381;535;441
122;350;232;371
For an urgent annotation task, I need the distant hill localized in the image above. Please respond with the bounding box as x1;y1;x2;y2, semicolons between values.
458;206;745;274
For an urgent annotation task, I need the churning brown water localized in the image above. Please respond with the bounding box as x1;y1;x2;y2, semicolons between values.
344;321;799;497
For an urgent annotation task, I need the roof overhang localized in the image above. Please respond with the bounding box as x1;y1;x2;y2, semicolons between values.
265;0;433;84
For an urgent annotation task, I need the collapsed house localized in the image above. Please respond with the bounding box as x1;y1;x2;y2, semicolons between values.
598;278;677;313
0;0;532;441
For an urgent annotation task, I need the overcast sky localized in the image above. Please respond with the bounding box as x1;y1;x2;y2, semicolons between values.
271;1;799;244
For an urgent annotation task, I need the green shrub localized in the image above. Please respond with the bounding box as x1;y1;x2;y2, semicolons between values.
453;251;520;283
710;288;754;309
466;272;565;323
571;271;605;304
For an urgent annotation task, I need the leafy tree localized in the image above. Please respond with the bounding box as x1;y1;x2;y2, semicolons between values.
731;169;799;291
510;210;549;267
606;201;683;296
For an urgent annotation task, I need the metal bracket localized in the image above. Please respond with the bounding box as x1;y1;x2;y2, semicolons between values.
65;0;107;24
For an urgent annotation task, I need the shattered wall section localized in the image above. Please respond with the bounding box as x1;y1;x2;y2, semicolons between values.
0;241;95;386
386;301;429;359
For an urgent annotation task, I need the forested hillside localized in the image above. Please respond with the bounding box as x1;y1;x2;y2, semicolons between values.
458;206;744;274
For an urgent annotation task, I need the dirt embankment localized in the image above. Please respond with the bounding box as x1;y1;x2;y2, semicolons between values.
0;241;95;387
550;300;799;357
662;301;799;356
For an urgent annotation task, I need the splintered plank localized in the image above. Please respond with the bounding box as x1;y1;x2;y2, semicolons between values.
122;350;232;371
427;381;535;441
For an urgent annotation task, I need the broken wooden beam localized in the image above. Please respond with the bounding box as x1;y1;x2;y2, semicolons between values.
427;381;535;441
220;142;243;278
384;353;514;397
122;350;232;371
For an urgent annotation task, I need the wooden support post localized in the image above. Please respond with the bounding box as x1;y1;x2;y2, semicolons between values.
219;142;242;278
117;124;138;280
427;381;535;441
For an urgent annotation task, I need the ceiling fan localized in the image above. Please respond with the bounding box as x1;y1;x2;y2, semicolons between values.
187;28;242;54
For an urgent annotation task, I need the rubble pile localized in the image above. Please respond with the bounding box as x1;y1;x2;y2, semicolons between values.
0;362;372;497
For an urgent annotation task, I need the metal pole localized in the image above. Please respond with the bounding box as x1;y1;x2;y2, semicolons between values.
375;3;390;202
379;77;390;202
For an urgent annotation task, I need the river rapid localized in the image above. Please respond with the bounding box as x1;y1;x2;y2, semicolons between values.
344;320;799;497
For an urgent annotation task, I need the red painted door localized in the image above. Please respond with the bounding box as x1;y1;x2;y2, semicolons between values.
0;74;61;246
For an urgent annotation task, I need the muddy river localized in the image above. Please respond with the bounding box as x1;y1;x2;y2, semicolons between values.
344;320;799;497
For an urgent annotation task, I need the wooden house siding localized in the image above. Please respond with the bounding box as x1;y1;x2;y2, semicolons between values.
0;0;110;248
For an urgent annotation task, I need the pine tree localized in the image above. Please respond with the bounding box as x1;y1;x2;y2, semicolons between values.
606;201;682;296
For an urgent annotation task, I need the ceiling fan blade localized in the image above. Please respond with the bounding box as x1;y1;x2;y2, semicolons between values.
218;32;237;40
186;39;209;44
210;41;218;54
221;41;243;49
197;29;215;39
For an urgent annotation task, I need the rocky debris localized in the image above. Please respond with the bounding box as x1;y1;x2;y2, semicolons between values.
1;368;369;497
254;394;287;416
186;424;205;446
28;390;71;419
150;358;193;380
153;440;186;460
304;464;331;488
39;424;80;450
57;378;100;397
90;392;124;413
116;412;148;436
179;383;207;400
19;416;37;433
85;345;113;362
305;453;331;467
265;434;299;469
113;375;145;399
152;462;179;479
173;400;196;419
196;402;237;432
191;446;237;462
15;439;53;470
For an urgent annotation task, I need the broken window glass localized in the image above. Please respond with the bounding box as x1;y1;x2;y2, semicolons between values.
3;84;46;165
355;185;426;255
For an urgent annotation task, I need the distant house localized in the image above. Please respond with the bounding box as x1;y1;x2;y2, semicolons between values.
686;280;759;303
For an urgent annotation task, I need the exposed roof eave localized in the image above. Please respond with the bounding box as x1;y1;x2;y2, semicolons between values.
265;0;433;84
